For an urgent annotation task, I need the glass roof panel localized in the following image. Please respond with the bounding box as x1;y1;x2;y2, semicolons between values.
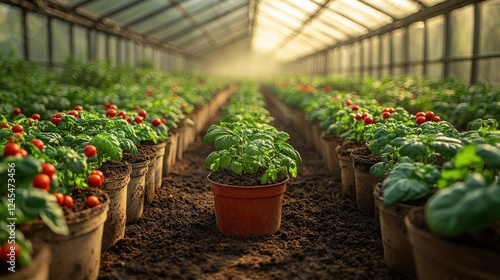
257;16;294;34
170;29;204;46
317;9;367;36
201;6;248;30
420;0;447;6
302;24;339;45
53;0;85;7
263;0;307;20
129;8;183;34
258;2;304;29
182;0;219;14
153;19;192;40
282;0;319;14
107;0;170;26
204;14;247;37
80;0;138;18
362;0;420;19
192;1;247;23
307;18;349;41
328;0;393;29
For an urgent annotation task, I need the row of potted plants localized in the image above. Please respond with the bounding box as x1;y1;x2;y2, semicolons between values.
0;56;236;279
264;77;500;279
203;82;302;237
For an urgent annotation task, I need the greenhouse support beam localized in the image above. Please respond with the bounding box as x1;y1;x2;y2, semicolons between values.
1;0;198;59
470;4;481;84
248;0;258;43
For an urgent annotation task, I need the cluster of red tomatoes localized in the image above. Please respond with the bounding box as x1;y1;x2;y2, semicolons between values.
415;111;441;125
104;102;165;127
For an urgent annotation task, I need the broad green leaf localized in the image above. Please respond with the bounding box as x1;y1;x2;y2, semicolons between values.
119;139;137;154
229;162;243;174
454;144;482;168
214;135;238;150
204;151;220;166
476;144;500;168
90;134;122;161
219;154;231;169
383;178;429;205
426;174;500;237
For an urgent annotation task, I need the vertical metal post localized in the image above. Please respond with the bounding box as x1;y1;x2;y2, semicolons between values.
22;9;29;61
105;34;110;61
471;3;481;84
324;50;329;76
69;23;75;57
389;31;394;75
423;20;428;75
379;35;383;79
47;17;53;67
443;12;451;79
87;27;92;61
404;26;409;75
360;41;364;79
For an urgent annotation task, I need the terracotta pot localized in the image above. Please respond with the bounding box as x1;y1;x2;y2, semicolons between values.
124;156;149;223
374;184;416;277
0;240;51;280
352;150;382;216
322;133;342;177
24;188;110;280
406;207;500;280
100;161;132;251
208;175;289;237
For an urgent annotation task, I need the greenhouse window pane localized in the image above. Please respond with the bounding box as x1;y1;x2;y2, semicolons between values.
80;0;137;18
108;36;117;66
478;58;500;85
73;25;88;59
381;33;390;65
448;60;471;83
302;25;338;46
340;46;351;71
426;15;443;61
362;0;420;19
0;4;22;58
257;16;294;34
52;19;70;63
182;0;217;14
408;65;423;76
27;13;48;62
308;19;348;41
170;30;204;46
259;2;304;29
449;5;473;57
479;0;500;54
392;28;404;64
371;36;380;67
154;20;192;41
328;0;392;29
363;39;370;67
408;21;424;62
429;63;445;76
201;8;247;32
264;0;308;20
96;32;107;59
108;0;169;26
353;42;361;68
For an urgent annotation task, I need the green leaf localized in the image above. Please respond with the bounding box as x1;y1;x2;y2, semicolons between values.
219;154;231;169
119;138;137;154
205;151;220;166
476;144;500;168
426;174;500;237
90;134;122;161
203;127;228;143
454;144;482;168
383;177;429;205
229;162;243;174
214;135;237;151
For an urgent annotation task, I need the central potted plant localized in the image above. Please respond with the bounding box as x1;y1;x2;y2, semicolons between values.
203;121;302;236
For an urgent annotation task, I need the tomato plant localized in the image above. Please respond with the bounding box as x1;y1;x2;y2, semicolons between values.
83;145;97;158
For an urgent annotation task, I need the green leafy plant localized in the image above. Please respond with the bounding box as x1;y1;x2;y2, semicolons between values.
203;122;302;185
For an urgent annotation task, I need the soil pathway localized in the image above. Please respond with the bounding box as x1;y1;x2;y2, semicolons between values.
99;100;408;280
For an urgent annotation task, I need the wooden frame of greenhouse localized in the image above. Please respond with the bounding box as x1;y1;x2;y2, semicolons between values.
1;1;500;280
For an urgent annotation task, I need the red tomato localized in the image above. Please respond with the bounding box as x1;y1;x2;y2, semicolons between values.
161;118;167;124
106;109;117;118
0;122;9;129
50;116;62;125
85;196;100;208
416;116;427;125
104;102;111;108
68;110;79;119
83;145;97;158
152;118;162;127
20;149;27;158
415;112;425;118
351;105;359;111
364;117;374;125
53;112;63;118
388;108;396;114
355;114;364;120
118;111;127;119
109;104;118;110
138;109;147;118
87;174;103;187
361;113;368;119
133;105;140;110
12;124;23;133
433;116;441;122
134;116;143;124
345;99;353;106
31;113;41;121
13;108;21;115
1;242;21;262
3;143;21;157
32;174;50;191
63;195;74;208
127;117;132;123
382;112;391;119
74;105;83;111
31;138;44;151
54;192;64;206
425;111;435;121
91;170;105;182
42;163;56;178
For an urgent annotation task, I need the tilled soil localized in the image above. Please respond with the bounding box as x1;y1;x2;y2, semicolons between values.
99;106;408;280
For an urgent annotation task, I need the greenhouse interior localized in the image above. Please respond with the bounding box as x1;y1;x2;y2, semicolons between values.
0;0;499;279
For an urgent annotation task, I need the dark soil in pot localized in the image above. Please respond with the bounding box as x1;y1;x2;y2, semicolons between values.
98;110;406;280
209;169;287;187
